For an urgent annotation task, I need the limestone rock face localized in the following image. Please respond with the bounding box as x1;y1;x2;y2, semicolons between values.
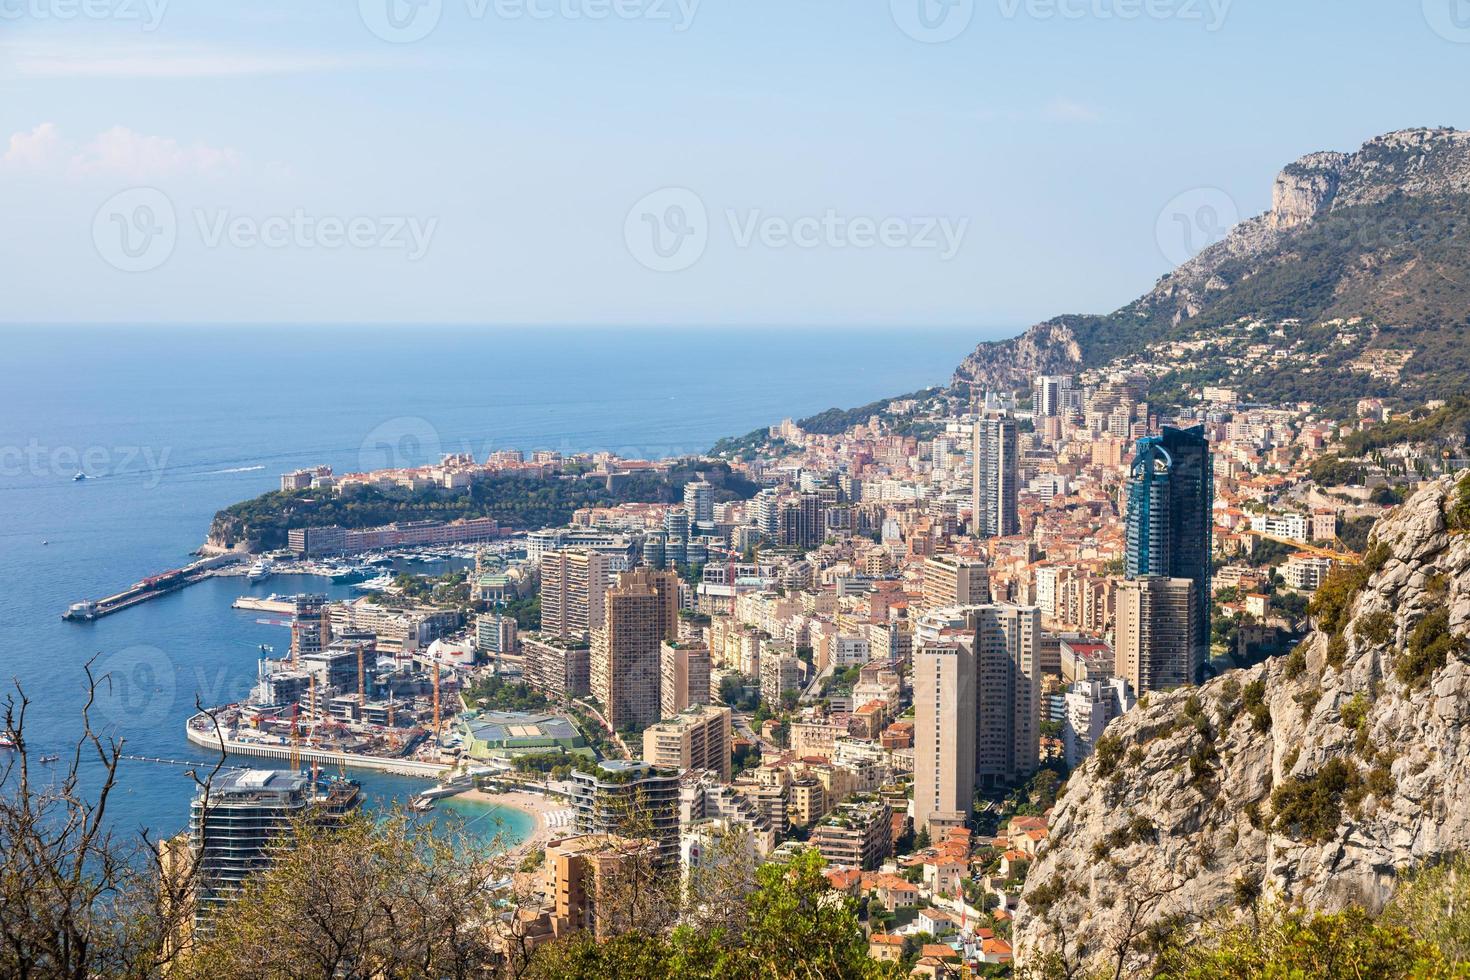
1014;476;1470;975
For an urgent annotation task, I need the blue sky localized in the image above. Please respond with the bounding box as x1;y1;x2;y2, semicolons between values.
1;0;1466;329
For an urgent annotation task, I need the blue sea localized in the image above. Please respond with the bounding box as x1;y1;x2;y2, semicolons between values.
0;324;988;842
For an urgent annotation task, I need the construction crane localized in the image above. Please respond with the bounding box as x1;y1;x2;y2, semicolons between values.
288;702;302;772
1243;529;1361;564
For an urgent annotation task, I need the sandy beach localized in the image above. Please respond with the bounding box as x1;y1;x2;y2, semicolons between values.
456;789;574;856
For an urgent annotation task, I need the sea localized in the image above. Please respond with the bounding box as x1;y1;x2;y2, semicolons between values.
0;324;989;846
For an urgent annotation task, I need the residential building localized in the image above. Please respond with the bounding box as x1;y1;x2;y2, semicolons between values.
913;640;975;835
522;635;590;700
541;548;609;643
810;797;893;870
659;641;712;717
1062;678;1136;767
642;705;733;781
590;568;680;731
972;412;1019;537
1115;577;1197;695
568;761;681;865
922;553;991;611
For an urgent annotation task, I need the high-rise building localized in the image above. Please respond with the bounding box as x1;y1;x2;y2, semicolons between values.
659;640;712;717
1062;677;1136;768
1125;425;1213;673
590;568;680;731
971;604;1041;784
922;553;991;611
913;640;975;835
1033;375;1072;417
568;761;681;864
972;413;1019;538
683;480;715;524
523;635;591;699
541;548;610;643
1115;577;1197;695
642;704;732;781
188;770;361;934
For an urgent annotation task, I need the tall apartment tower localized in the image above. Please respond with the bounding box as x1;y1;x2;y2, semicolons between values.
659;640;712;717
922;553;991;611
1125;425;1213;674
1033;375;1071;418
1114;577;1198;695
683;480;715;524
591;568;680;731
913;640;976;836
188;770;361;934
971;604;1042;784
541;548;609;643
972;413;1019;538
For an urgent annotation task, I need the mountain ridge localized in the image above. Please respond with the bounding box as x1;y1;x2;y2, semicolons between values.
954;127;1470;403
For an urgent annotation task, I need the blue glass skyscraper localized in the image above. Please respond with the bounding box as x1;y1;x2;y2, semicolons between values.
1125;424;1213;673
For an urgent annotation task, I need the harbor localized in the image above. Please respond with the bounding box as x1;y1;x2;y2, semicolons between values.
185;711;451;778
61;553;244;621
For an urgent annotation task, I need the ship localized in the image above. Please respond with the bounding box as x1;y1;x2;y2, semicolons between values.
0;734;16;749
246;558;274;583
73;471;86;481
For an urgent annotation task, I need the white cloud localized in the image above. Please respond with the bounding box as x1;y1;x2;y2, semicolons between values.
1042;98;1103;124
2;123;240;180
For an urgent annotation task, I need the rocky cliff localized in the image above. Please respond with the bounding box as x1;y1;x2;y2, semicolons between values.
1015;474;1470;975
953;127;1470;391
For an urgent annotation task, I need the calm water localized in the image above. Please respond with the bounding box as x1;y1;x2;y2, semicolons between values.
0;324;986;841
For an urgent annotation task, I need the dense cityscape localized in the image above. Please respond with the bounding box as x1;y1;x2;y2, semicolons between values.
142;321;1448;975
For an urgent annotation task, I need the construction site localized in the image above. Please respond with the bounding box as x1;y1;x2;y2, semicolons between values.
187;594;463;775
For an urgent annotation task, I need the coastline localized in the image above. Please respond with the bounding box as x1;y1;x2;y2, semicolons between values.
454;789;568;855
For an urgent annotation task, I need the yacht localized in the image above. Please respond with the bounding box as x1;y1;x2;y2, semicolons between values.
246;558;274;583
73;472;86;481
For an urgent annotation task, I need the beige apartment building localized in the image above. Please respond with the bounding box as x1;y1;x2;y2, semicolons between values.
659;641;712;718
641;704;732;781
541;548;609;643
913;639;975;835
1115;576;1197;695
590;568;680;731
922;553;991;611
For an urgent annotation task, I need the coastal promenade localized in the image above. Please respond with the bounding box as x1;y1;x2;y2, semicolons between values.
185;711;450;778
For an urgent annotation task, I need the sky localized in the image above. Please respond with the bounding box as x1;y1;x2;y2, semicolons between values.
1;0;1467;329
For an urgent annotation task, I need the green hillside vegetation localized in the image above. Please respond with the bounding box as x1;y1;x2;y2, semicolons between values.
211;461;758;549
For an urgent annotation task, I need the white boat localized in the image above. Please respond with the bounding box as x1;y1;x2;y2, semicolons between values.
246;558;274;583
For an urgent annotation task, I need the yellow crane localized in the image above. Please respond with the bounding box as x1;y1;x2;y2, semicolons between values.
1243;529;1361;564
